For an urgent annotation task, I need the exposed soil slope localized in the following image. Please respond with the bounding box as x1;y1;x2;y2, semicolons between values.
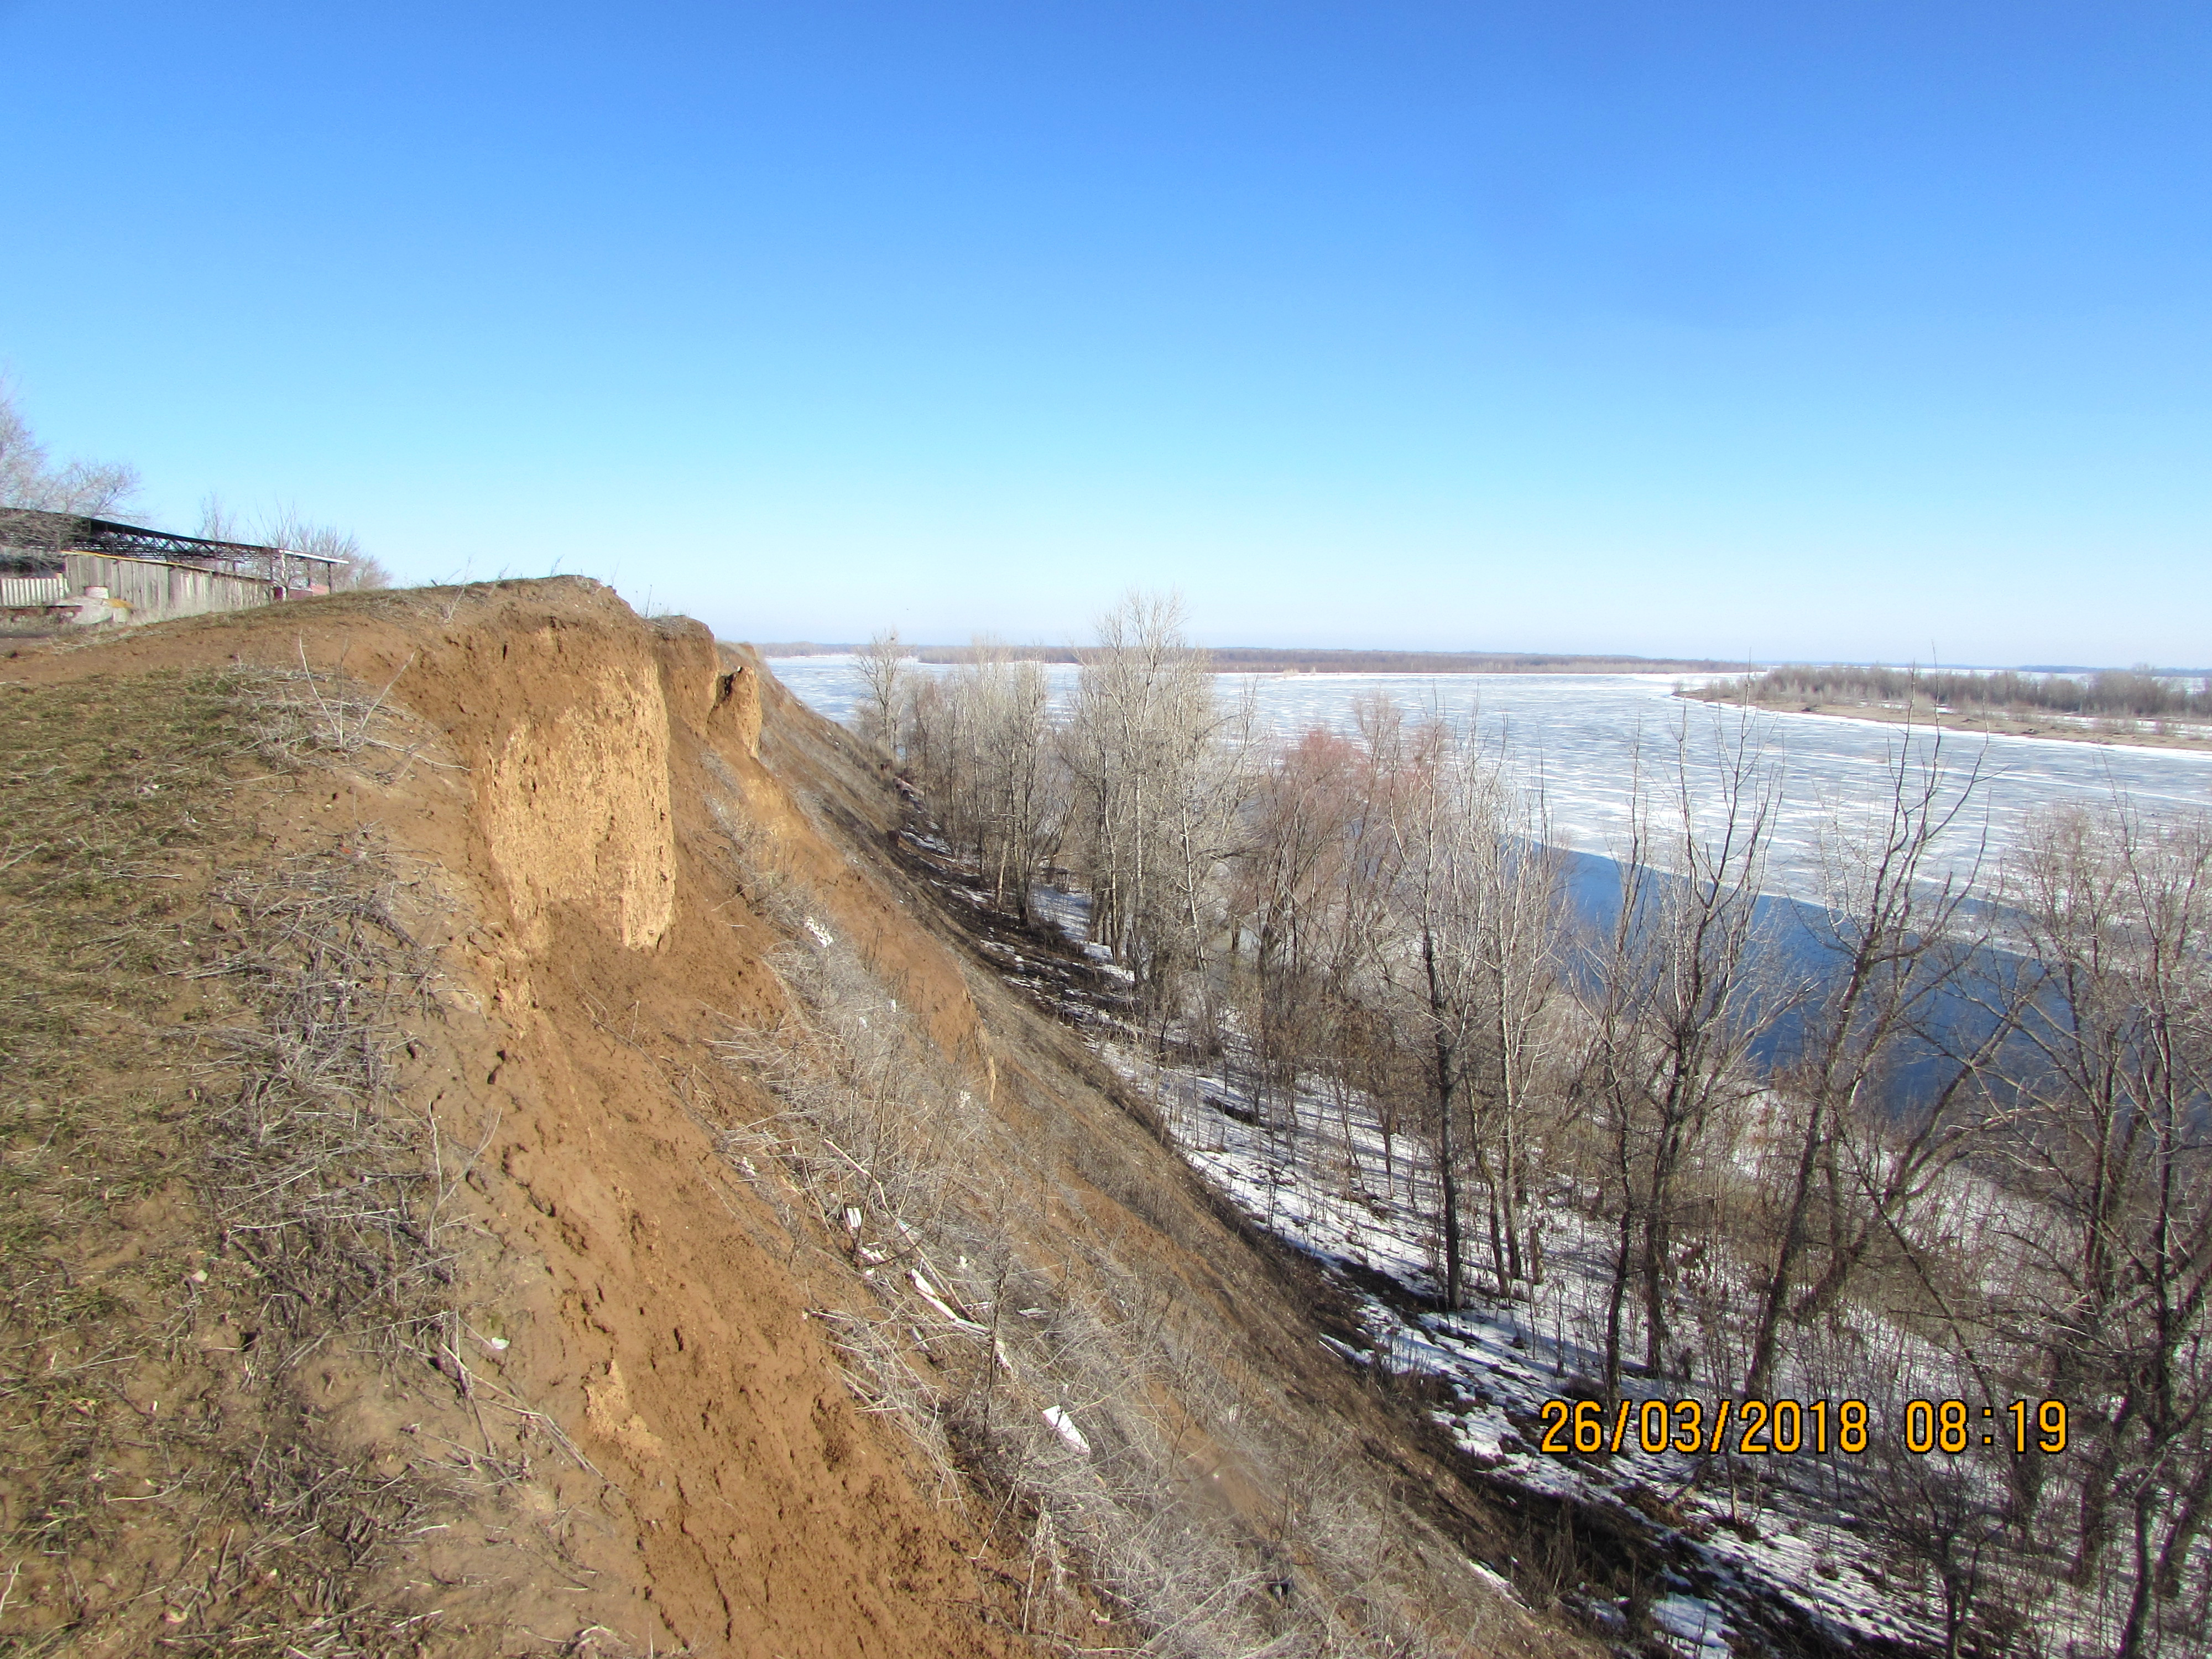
1;580;1594;1657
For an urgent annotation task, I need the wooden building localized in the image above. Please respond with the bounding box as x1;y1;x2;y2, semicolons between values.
0;509;346;627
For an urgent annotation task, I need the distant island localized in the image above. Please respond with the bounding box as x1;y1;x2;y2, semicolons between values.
754;643;1745;674
1683;663;2212;753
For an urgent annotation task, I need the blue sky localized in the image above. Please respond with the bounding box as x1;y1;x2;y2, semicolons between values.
2;2;2205;664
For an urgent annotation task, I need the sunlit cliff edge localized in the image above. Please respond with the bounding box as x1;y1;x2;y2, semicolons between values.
0;579;1600;1659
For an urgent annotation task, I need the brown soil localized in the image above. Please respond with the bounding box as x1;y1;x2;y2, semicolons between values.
1;580;1600;1658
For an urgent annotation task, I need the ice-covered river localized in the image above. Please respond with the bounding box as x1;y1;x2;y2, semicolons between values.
766;655;2212;902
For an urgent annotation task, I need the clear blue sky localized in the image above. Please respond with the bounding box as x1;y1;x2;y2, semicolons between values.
3;2;2205;665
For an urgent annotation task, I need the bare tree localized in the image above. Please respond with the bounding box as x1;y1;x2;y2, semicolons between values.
259;504;388;589
196;493;244;542
1331;700;1568;1311
0;383;139;516
1741;720;1996;1400
898;640;1068;924
1363;705;1481;1310
959;643;1063;919
1865;1444;2013;1659
199;496;385;588
1578;706;1781;1392
1462;766;1570;1297
1237;726;1361;1135
854;628;914;757
1998;800;2212;1654
1063;592;1231;1007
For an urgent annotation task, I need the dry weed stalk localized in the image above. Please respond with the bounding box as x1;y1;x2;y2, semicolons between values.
706;830;1470;1658
245;646;449;782
195;844;454;1374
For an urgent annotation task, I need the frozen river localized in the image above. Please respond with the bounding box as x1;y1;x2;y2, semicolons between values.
765;655;2212;902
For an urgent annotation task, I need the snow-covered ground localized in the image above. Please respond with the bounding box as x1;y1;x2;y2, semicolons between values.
769;656;2212;906
1113;1037;1959;1656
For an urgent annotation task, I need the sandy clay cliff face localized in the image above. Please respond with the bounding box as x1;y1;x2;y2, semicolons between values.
0;580;1586;1659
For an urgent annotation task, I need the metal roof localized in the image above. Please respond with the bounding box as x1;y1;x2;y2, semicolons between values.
0;508;346;568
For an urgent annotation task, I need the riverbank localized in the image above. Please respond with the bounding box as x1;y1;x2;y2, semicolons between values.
1682;691;2212;755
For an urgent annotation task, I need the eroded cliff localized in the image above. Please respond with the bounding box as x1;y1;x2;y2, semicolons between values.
0;580;1588;1658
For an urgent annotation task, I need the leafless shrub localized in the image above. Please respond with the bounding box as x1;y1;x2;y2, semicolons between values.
246;645;440;779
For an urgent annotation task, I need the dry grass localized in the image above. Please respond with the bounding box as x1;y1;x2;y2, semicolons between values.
195;844;450;1374
3;672;257;1637
0;666;505;1656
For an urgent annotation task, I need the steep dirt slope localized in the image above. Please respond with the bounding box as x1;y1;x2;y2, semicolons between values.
1;580;1595;1658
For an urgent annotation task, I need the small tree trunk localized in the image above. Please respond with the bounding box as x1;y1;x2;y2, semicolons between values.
1424;928;1464;1310
1604;1201;1636;1399
1745;1098;1823;1399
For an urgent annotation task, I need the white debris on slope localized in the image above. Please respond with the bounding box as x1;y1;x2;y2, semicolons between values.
1044;1405;1091;1456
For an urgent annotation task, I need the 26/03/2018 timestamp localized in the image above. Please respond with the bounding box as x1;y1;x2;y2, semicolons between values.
1536;1397;2070;1458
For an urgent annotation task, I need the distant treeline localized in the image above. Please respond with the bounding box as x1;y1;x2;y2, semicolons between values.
760;642;1739;674
1698;664;2212;721
1178;646;1742;674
